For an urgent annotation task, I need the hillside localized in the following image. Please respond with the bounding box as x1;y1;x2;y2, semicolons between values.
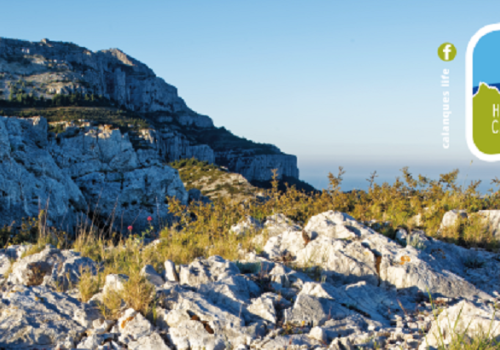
0;37;301;183
170;158;257;202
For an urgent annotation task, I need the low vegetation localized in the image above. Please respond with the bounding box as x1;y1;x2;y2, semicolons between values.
170;158;256;200
3;166;500;346
6;166;500;263
0;105;149;133
0;91;115;109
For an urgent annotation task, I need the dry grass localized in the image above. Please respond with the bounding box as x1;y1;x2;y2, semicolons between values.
6;166;500;320
120;270;155;316
78;268;103;303
99;288;122;320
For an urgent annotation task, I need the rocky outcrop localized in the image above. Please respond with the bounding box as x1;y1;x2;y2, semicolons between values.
0;37;301;183
0;116;86;230
0;38;189;115
159;130;215;164
0;285;101;349
420;299;500;350
0;116;187;232
216;151;299;182
263;210;494;299
1;210;499;349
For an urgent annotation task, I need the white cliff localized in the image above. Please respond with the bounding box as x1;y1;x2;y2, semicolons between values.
0;37;300;182
0;116;187;232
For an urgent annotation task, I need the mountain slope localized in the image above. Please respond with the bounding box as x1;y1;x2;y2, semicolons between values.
0;37;301;183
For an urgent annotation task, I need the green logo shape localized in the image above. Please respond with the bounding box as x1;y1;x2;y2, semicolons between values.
438;42;456;61
473;83;500;154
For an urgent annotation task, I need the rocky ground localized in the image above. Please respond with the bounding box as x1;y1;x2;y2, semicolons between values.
1;210;500;349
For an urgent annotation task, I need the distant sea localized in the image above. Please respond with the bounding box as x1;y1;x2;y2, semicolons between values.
302;165;500;195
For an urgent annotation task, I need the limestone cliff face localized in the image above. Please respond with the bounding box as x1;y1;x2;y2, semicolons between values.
216;151;299;181
0;37;300;182
0;116;187;232
0;38;192;115
0;117;86;231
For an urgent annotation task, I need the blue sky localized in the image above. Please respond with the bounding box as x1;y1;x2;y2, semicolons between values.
2;0;500;192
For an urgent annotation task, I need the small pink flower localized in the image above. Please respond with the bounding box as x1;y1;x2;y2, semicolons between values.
147;216;152;222
127;225;133;231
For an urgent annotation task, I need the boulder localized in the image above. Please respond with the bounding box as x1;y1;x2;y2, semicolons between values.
141;264;164;287
128;332;171;350
164;260;179;282
7;245;96;288
163;287;245;329
246;294;277;324
440;209;467;230
116;308;153;339
0;285;100;349
304;211;362;240
197;275;261;317
420;300;500;350
264;213;302;237
0;245;30;277
162;285;254;347
478;210;500;238
167;320;226;350
256;334;323;350
77;334;114;349
284;294;350;327
179;255;240;286
102;274;129;295
309;326;328;343
230;216;263;236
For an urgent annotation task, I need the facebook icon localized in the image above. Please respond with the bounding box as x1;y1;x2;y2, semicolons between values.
438;43;457;61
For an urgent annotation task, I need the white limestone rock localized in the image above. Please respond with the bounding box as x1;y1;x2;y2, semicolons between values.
264;213;302;237
102;274;129;295
163;287;245;329
309;326;327;343
179;255;240;286
284;293;350;327
246;294;277;324
164;259;179;282
0;116;87;231
304;211;362;240
0;285;100;349
420;300;500;350
7;245;96;287
257;334;322;350
440;209;467;230
141;264;164;287
0;245;30;277
263;211;491;300
216;152;299;182
478;209;500;238
167;320;226;350
116;308;153;339
230;215;263;236
77;334;114;349
128;332;171;350
91;319;115;335
49;125;188;232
